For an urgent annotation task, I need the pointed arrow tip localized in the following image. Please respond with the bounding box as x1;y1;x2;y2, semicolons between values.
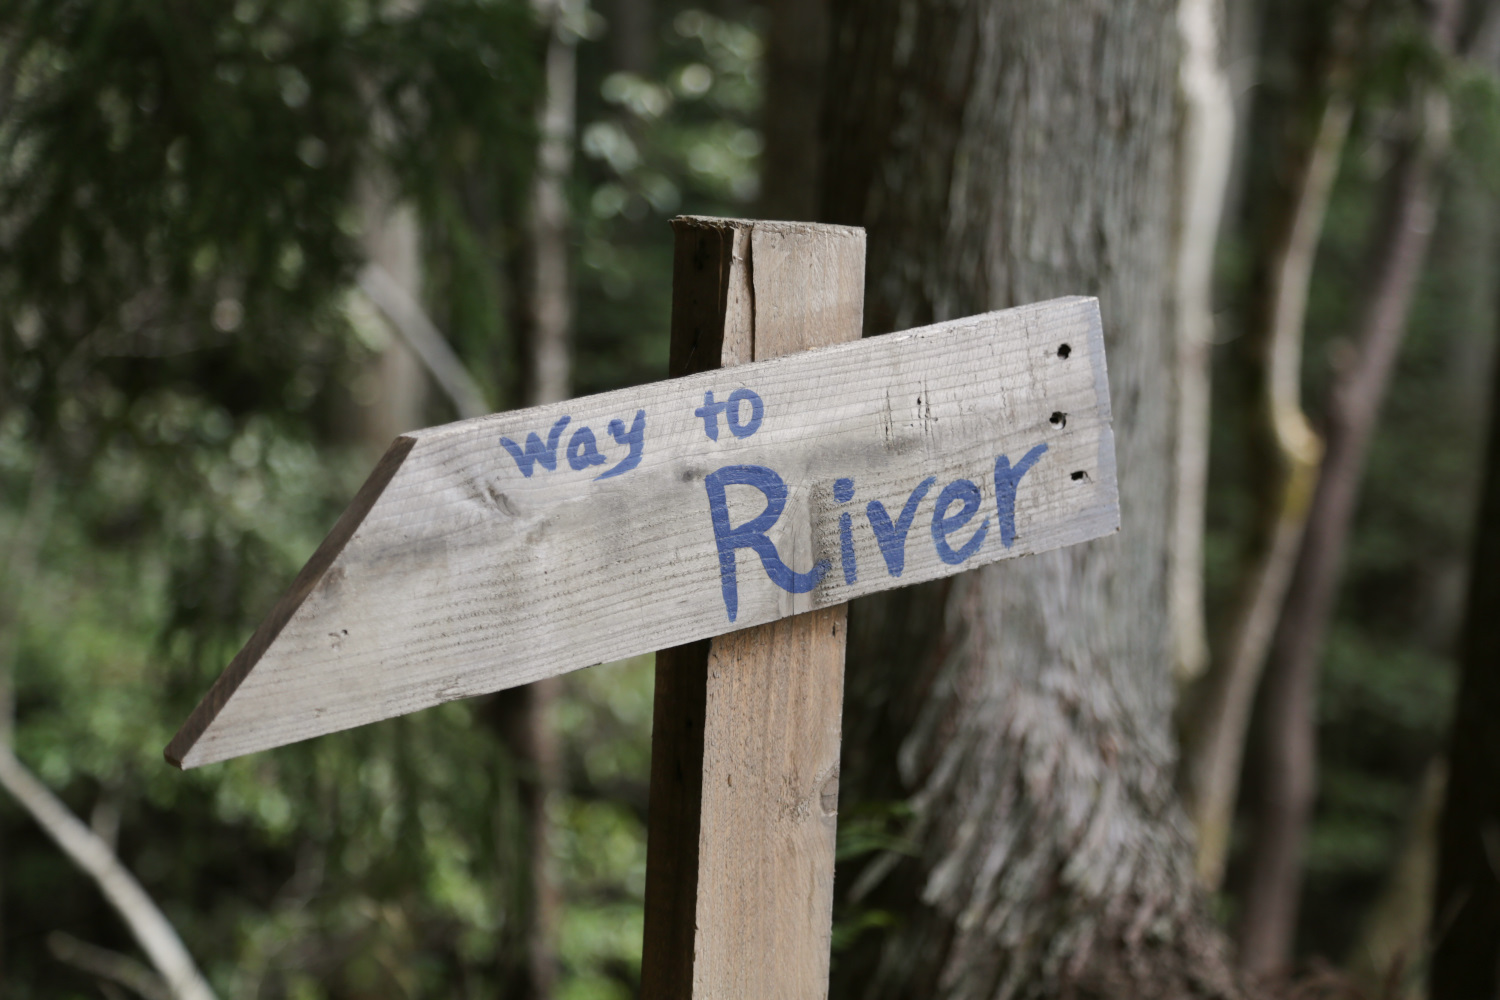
164;436;416;769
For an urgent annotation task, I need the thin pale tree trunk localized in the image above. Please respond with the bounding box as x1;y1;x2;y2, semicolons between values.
1170;0;1235;689
354;166;429;448
496;3;580;993
1179;54;1353;892
1236;6;1458;971
528;0;576;409
493;676;562;1000
357;262;489;420
817;2;1244;996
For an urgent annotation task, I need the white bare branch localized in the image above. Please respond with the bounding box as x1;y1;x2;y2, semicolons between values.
356;262;491;421
0;747;216;1000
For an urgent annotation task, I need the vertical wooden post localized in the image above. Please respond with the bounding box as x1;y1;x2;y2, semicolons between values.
641;217;865;998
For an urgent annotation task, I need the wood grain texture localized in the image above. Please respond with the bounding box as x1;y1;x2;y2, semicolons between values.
167;260;1117;769
641;217;859;999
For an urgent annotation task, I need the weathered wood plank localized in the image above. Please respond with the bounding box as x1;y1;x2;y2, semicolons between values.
693;221;857;999
167;280;1118;769
641;217;860;998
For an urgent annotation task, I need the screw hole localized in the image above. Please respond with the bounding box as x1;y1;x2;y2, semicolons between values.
1057;344;1072;359
1071;470;1088;482
1049;411;1066;428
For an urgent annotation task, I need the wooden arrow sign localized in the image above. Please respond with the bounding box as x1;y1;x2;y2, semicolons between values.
166;294;1118;768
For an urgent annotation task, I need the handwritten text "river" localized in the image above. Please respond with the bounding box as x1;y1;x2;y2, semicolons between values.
706;445;1047;621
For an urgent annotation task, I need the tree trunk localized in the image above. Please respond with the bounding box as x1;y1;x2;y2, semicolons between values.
1430;247;1500;1000
816;2;1242;997
485;677;562;1000
489;4;579;994
1177;0;1379;893
354;167;430;451
528;0;576;410
1177;58;1351;893
1169;0;1235;689
1235;4;1458;969
609;0;652;74
759;0;829;222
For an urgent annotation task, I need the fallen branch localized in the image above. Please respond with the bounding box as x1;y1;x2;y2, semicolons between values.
0;747;216;1000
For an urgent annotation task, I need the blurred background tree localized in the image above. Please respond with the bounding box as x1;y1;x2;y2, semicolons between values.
0;0;1497;997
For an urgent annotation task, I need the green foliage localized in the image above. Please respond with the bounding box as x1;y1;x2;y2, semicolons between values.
0;0;535;436
1451;65;1500;193
572;6;763;396
825;800;915;960
552;655;654;997
0;0;555;995
0;0;768;993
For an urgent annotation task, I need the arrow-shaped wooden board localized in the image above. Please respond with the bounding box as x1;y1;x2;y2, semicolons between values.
168;295;1119;768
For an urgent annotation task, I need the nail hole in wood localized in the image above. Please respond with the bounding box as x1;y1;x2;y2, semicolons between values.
1071;470;1088;482
1058;344;1072;358
1050;411;1066;428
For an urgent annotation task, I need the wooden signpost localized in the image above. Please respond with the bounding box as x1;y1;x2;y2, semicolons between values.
168;217;1118;998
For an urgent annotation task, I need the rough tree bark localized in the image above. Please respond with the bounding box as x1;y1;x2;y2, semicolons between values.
1178;0;1360;892
1430;242;1500;1000
1235;0;1460;974
815;2;1243;997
